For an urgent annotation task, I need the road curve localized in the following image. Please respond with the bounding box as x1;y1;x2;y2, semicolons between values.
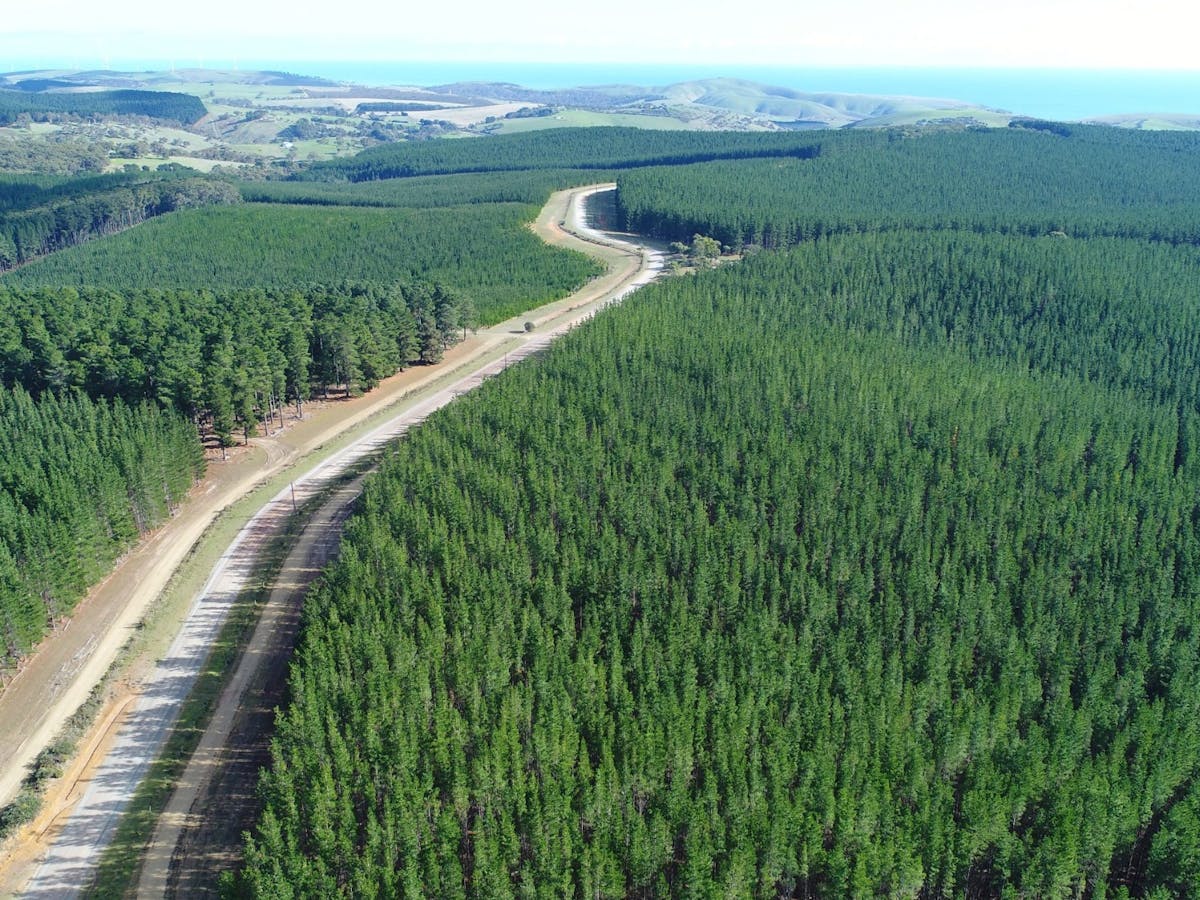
20;185;664;898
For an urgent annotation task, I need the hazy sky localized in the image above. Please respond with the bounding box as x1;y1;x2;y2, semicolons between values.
3;0;1198;70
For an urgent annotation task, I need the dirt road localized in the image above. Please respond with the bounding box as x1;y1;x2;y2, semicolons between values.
10;185;663;897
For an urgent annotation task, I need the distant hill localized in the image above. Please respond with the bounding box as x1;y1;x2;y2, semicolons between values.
1083;113;1200;131
426;76;1003;129
651;78;991;128
6;68;1200;133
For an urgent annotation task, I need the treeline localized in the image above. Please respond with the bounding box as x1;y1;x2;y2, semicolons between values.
241;168;612;209
0;168;228;215
5;201;601;325
0;88;207;126
0;386;204;666
354;102;453;113
0;175;241;271
0;281;472;447
300;127;822;181
615;126;1200;248
236;231;1200;896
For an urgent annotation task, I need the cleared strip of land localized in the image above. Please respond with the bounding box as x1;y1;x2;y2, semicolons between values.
7;185;663;897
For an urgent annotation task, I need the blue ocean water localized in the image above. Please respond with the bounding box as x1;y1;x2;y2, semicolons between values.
256;62;1200;122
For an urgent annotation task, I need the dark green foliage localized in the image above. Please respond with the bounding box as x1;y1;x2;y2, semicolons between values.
1009;118;1073;137
0;88;206;125
236;219;1200;895
0;169;204;214
0;174;241;271
616;126;1200;248
240;169;613;209
0;281;466;435
0;386;204;665
301;127;822;182
0;172;112;212
1145;778;1200;897
694;232;1200;408
4;79;83;93
5;202;600;325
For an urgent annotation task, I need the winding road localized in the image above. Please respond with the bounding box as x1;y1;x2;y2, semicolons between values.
12;185;664;897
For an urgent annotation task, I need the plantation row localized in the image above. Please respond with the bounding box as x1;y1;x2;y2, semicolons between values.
237;229;1200;896
302;127;823;182
686;231;1200;410
241;169;615;210
615;126;1200;248
0;281;473;445
0;386;204;664
6;201;601;325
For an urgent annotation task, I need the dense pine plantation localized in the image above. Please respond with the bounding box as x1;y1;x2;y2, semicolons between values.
301;128;822;181
0;280;476;447
0;88;206;126
240;169;616;209
0;140;614;669
236;128;1200;898
5;202;600;324
615;126;1200;248
4;121;1199;893
0;387;203;665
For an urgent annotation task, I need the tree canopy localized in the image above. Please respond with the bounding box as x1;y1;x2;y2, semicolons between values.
235;128;1200;897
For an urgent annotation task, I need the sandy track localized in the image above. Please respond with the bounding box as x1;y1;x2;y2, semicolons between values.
153;473;367;898
11;185;663;897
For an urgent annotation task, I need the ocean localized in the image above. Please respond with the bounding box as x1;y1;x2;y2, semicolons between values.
255;62;1200;122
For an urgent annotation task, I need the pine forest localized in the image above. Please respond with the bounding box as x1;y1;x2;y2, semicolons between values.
2;122;1199;897
231;126;1200;897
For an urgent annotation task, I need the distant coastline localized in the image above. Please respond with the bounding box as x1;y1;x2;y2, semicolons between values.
5;59;1200;121
289;64;1200;122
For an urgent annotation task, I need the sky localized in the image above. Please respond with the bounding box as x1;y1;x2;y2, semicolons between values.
2;0;1199;71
